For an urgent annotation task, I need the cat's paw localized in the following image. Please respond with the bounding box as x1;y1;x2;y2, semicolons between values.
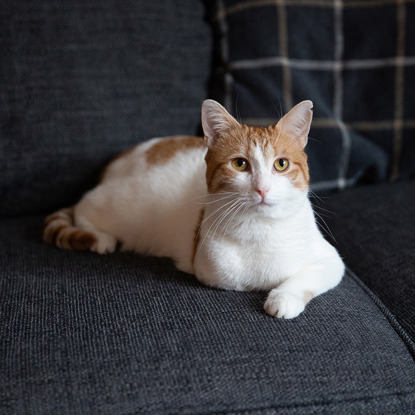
91;232;117;254
264;290;305;319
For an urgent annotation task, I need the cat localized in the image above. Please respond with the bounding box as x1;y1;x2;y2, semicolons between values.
43;99;344;319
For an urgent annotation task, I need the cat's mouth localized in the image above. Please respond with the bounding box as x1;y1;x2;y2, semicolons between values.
254;199;274;209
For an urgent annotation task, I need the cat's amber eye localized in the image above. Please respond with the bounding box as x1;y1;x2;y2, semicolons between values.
232;158;249;171
274;158;289;172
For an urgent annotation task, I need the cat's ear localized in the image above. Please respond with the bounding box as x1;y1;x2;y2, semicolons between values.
202;99;240;148
277;100;313;148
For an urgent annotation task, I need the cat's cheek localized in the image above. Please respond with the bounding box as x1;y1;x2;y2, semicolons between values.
235;176;252;195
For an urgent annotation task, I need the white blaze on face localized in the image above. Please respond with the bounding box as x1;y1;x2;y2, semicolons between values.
251;144;272;201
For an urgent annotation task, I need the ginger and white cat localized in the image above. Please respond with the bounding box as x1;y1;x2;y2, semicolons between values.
44;99;344;319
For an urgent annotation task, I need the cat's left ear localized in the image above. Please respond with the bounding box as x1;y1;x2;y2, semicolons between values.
276;100;313;148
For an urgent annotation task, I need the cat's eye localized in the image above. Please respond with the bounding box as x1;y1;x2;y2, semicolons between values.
232;158;249;171
274;158;289;172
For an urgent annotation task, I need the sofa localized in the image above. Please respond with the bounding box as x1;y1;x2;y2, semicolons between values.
2;1;415;414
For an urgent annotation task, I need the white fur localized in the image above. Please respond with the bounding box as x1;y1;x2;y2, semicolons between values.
74;136;207;273
73;134;344;319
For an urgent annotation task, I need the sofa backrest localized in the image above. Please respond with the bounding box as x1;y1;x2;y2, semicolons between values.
3;0;414;218
0;0;211;217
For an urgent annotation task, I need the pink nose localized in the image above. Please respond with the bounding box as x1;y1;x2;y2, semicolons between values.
257;189;269;200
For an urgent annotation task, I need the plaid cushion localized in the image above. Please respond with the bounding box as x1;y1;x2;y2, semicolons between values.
208;0;415;191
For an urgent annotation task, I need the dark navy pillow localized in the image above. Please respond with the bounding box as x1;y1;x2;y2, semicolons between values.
207;0;415;191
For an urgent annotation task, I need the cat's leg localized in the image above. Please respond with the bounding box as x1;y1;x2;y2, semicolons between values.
264;255;344;319
75;215;118;254
73;189;118;255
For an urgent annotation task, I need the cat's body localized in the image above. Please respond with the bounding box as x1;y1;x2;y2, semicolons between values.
44;100;344;318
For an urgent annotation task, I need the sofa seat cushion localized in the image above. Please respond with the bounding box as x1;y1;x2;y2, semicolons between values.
1;216;415;414
323;180;415;343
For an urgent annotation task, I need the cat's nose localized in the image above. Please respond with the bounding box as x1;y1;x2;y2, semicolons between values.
256;188;269;200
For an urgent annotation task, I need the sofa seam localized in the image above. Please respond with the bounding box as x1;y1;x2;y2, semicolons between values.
346;267;415;361
168;389;415;415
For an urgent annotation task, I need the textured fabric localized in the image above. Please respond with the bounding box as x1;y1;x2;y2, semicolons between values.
1;216;415;414
207;0;415;191
322;180;415;342
0;0;211;217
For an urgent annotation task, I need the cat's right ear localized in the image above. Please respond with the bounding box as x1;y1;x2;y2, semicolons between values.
201;99;239;148
276;100;313;148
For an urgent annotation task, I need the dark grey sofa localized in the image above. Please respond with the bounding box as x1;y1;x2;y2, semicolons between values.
2;1;415;414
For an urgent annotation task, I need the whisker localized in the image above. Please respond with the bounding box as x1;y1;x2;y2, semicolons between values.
308;188;328;205
218;200;247;243
312;204;335;216
198;199;241;253
273;96;283;120
201;198;238;227
209;199;241;234
308;188;333;202
183;191;239;205
313;210;337;244
196;194;239;207
208;199;245;257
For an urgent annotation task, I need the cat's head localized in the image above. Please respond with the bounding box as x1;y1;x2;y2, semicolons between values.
201;99;313;218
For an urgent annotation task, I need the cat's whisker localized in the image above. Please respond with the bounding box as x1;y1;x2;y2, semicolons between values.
201;198;239;227
199;199;241;253
312;204;335;216
208;199;241;235
207;198;246;249
197;205;236;252
182;191;239;206
313;210;337;244
197;194;240;207
207;200;245;257
214;200;243;242
308;188;330;205
195;199;236;246
283;198;336;243
224;201;250;254
207;191;240;197
218;199;247;243
273;98;283;120
284;198;305;211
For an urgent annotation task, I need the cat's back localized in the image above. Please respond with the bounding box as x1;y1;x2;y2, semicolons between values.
83;136;207;268
101;135;207;182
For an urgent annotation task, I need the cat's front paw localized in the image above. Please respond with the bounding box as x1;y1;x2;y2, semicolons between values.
264;290;305;319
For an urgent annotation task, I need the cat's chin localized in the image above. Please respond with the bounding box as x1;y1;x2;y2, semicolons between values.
250;199;297;220
252;200;277;214
256;200;273;208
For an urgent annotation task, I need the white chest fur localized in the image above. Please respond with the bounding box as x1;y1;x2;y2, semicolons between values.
193;196;325;291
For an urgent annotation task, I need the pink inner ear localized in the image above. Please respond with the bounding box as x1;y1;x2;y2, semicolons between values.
201;99;239;148
278;101;313;147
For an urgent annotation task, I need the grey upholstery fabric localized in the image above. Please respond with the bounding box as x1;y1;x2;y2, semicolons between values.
0;0;211;217
2;1;415;413
322;181;415;343
1;216;415;414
